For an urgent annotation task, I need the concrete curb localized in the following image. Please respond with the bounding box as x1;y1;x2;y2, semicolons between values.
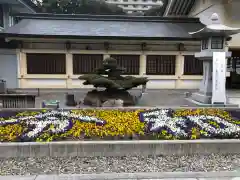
1;106;240;111
1;139;240;158
1;172;240;180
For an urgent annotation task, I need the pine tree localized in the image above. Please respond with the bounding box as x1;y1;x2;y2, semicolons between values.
33;0;126;15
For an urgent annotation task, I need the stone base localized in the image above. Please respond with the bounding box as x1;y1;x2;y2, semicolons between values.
83;89;137;107
187;91;239;107
186;98;239;107
191;92;212;104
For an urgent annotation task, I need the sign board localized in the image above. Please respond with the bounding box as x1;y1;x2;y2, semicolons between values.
42;100;60;108
212;52;226;104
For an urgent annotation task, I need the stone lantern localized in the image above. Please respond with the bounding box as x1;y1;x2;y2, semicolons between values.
188;13;240;106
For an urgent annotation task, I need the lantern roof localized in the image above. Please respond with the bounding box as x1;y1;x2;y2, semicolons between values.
189;13;240;38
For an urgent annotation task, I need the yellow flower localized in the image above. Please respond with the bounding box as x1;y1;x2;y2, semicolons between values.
1;108;238;142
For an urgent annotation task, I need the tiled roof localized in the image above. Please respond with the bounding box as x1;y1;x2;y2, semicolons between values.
3;14;205;40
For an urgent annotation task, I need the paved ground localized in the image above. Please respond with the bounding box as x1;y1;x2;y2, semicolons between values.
7;88;240;108
34;89;240;108
32;89;196;108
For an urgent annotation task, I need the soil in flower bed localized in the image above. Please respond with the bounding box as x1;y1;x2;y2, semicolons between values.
1;108;240;142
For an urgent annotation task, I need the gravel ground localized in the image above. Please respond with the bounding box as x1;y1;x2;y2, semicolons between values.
1;154;240;175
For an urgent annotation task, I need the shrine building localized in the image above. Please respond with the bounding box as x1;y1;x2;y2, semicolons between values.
0;13;207;89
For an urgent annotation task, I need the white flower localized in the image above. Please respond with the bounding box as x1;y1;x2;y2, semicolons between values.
1;110;106;139
141;109;187;137
140;109;240;137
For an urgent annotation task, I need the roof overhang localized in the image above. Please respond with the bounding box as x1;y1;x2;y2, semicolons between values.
189;24;240;38
2;13;204;42
12;12;202;21
2;33;201;42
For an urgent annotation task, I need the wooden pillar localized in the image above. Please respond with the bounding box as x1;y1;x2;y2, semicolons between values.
18;50;27;88
66;53;73;88
175;54;184;89
139;54;146;75
103;54;110;60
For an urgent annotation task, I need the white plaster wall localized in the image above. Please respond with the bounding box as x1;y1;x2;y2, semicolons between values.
23;79;67;88
22;78;201;89
177;79;202;89
0;49;18;88
17;40;202;89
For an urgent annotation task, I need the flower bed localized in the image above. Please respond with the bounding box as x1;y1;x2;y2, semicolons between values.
1;108;240;142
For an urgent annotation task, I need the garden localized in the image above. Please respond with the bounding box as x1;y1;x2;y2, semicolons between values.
1;108;240;142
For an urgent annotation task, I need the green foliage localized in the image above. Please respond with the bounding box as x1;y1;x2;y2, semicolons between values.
34;0;126;15
144;6;164;16
32;0;170;16
78;57;148;90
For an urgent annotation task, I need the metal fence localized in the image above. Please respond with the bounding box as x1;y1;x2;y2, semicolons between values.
0;94;35;108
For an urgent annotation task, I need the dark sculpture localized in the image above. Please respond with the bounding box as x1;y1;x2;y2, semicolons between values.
78;57;148;106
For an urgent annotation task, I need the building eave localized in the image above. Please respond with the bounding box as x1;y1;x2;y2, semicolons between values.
12;12;202;23
2;33;201;41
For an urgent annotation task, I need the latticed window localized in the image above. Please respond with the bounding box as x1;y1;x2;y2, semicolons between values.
110;55;140;75
146;55;176;75
26;53;66;74
73;54;103;74
184;55;203;75
202;39;208;50
211;37;224;49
